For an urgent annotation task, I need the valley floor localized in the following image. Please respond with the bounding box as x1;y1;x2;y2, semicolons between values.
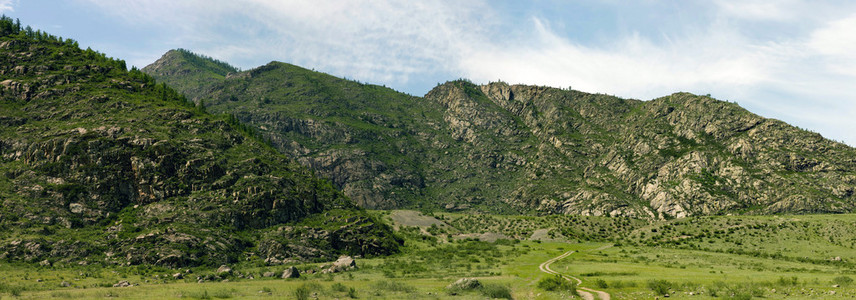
3;211;856;299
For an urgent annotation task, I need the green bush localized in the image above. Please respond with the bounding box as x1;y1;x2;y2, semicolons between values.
777;276;799;286
294;285;310;300
647;279;671;295
833;276;854;286
537;275;576;292
372;281;415;293
594;278;608;288
331;283;348;292
479;283;513;300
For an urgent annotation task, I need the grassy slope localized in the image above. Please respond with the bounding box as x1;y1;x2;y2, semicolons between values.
5;213;856;299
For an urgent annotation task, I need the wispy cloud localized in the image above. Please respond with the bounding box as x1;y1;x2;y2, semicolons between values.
0;0;16;14
82;0;492;86
77;0;856;144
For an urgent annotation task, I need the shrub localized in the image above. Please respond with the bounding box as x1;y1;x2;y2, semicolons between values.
777;276;799;286
538;275;577;294
372;281;415;293
332;283;348;292
647;280;671;295
211;289;234;299
480;283;513;300
294;285;310;300
833;276;854;286
594;278;609;288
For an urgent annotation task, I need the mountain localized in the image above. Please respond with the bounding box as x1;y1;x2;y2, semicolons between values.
143;50;856;219
0;18;400;267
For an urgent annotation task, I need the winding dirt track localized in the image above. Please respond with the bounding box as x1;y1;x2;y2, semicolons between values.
539;249;611;300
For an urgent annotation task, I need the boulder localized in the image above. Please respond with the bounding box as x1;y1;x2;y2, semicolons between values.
446;278;481;290
173;272;183;279
322;256;357;273
281;266;300;279
112;280;131;287
262;271;276;278
216;265;232;276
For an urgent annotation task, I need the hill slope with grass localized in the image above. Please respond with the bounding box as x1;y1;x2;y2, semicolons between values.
0;17;400;267
144;49;856;219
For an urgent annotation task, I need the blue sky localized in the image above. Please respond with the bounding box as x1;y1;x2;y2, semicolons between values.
4;0;856;145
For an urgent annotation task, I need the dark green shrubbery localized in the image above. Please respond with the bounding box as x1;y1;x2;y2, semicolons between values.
647;279;671;295
537;275;576;292
479;283;513;299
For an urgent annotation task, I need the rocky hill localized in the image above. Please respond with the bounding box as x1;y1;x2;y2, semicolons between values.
0;18;400;267
144;50;856;219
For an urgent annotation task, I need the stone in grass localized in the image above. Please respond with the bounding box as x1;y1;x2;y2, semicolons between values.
113;280;131;287
216;265;232;276
281;266;300;279
446;278;481;291
173;272;183;279
263;271;276;278
323;256;356;273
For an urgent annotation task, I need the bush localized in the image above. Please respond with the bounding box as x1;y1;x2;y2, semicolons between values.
594;278;608;288
647;280;671;295
480;283;513;300
538;275;576;292
833;276;854;286
332;283;348;292
294;283;321;300
372;281;415;293
777;276;799;286
294;285;310;300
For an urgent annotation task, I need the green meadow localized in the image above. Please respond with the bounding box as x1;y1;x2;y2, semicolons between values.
3;211;856;299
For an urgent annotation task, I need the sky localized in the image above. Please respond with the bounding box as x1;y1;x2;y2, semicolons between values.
3;0;855;145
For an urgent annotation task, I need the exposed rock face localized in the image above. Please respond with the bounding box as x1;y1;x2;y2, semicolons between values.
144;50;856;219
0;21;400;267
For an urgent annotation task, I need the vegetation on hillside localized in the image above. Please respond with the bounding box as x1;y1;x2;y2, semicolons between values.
144;48;856;219
0;16;400;268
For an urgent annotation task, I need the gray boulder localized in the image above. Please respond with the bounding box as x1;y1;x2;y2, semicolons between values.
447;278;481;290
281;266;300;279
216;265;232;276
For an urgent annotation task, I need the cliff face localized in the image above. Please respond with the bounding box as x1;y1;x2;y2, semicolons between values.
0;24;399;267
144;50;856;219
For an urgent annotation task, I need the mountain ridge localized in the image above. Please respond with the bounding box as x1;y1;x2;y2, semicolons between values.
143;48;856;219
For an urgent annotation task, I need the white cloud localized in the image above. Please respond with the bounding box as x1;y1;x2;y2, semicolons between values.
0;0;15;14
81;0;492;86
459;17;769;100
712;0;802;21
77;0;856;145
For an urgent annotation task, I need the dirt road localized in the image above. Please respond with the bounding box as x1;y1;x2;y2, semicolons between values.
538;250;611;300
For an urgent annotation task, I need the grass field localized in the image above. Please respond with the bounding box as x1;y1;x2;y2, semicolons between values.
3;211;856;299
